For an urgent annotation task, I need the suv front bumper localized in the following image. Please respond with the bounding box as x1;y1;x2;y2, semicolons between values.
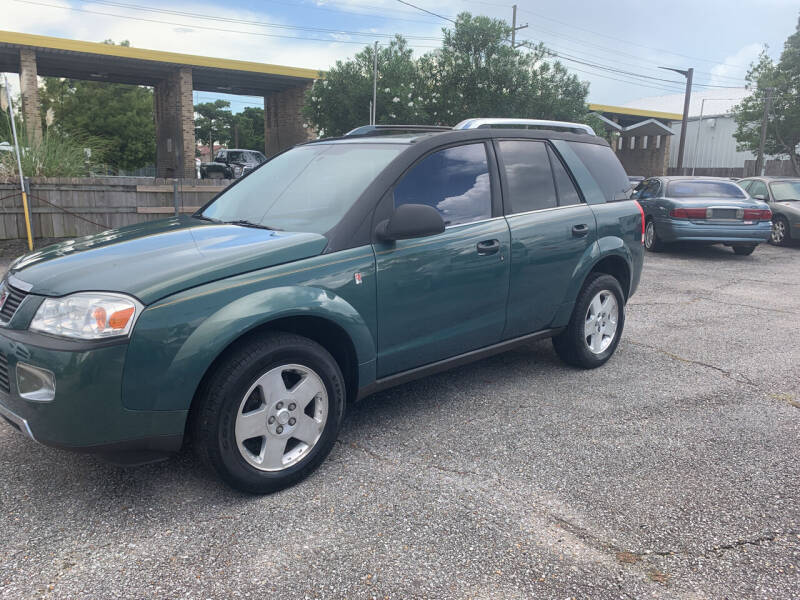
0;329;186;464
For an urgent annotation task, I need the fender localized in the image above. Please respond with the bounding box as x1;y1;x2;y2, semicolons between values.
121;260;377;413
551;236;633;328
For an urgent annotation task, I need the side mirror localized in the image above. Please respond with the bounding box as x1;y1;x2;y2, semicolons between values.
375;204;445;241
753;193;768;201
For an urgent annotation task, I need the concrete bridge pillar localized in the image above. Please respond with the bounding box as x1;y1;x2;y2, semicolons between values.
154;66;196;179
18;47;43;144
264;82;314;157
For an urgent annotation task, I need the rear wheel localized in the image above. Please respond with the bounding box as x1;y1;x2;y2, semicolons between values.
644;219;664;252
552;273;625;369
192;333;345;494
770;216;789;246
733;245;756;256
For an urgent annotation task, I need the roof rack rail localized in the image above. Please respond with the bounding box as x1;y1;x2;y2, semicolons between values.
344;124;453;137
453;118;595;135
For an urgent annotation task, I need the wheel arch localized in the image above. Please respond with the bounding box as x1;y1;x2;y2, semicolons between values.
123;285;376;417
587;254;632;301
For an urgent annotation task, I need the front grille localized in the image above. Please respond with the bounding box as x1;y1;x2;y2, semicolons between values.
0;285;27;323
0;352;10;394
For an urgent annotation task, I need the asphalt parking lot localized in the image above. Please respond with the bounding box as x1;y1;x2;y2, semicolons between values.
1;242;798;599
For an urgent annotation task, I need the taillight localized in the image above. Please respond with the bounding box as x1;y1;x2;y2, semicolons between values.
670;207;708;219
743;209;772;221
634;200;645;245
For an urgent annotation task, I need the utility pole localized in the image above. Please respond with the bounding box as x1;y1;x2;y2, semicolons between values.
511;5;528;48
372;41;378;125
691;98;706;176
756;87;774;176
3;74;33;251
660;66;693;174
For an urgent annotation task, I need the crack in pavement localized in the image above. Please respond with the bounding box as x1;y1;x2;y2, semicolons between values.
704;530;800;557
627;340;757;387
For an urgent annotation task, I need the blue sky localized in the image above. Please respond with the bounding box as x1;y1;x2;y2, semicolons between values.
5;0;799;114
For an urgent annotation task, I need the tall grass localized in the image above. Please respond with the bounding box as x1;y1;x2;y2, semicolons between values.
0;113;108;180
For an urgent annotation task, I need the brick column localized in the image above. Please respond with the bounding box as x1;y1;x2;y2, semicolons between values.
154;67;195;179
264;82;314;157
18;48;43;144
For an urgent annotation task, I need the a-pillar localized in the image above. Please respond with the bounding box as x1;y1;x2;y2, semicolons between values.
154;66;195;179
18;48;43;144
264;82;315;157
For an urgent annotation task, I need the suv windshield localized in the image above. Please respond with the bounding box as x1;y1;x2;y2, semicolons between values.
200;143;404;233
770;181;800;201
667;181;746;198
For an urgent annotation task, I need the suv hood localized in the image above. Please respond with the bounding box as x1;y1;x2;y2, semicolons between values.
8;216;328;304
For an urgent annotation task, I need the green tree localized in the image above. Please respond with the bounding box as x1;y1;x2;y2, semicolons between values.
195;99;233;155
303;35;427;137
302;14;590;136
232;106;265;151
38;40;155;172
732;16;800;176
418;14;587;124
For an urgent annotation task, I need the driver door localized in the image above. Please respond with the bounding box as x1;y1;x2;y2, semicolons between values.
373;142;511;377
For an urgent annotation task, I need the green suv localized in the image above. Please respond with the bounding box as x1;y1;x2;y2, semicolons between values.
0;121;643;493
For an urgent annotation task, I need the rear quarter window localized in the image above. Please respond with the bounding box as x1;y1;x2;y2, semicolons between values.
566;141;631;203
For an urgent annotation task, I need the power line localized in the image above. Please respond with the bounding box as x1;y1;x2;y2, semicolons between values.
396;0;456;23
84;0;443;41
524;23;746;84
10;0;442;48
517;7;751;72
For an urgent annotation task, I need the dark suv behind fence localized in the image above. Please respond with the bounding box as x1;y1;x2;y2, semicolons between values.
0;119;644;493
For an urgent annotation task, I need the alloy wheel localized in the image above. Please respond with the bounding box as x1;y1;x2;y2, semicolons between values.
584;290;619;354
234;364;328;471
771;219;786;245
645;221;655;249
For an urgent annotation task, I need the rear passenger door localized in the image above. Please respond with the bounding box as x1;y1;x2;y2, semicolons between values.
496;140;597;337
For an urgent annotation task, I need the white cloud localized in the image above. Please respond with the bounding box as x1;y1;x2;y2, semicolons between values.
709;43;762;87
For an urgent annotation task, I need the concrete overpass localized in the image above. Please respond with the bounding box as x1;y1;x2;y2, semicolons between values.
0;31;319;178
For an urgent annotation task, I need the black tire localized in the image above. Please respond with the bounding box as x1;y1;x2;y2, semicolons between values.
552;273;626;369
644;219;664;252
191;332;345;494
733;245;756;256
770;216;790;246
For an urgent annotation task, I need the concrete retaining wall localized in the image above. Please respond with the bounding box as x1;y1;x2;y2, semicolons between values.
0;176;230;240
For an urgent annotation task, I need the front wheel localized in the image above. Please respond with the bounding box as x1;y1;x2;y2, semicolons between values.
192;333;345;494
770;216;789;246
733;245;756;256
553;273;625;369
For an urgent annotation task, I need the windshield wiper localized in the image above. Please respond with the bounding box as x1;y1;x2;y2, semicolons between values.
194;214;222;223
224;219;283;231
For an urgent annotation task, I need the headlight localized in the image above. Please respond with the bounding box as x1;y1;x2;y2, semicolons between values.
30;292;142;339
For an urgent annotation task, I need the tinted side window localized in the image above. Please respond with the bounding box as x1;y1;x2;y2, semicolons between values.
738;180;753;192
394;143;491;227
548;146;581;206
498;140;557;213
749;180;768;199
639;179;661;199
567;141;631;202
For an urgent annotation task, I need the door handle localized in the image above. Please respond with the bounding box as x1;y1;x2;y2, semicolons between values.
572;224;589;237
476;239;500;255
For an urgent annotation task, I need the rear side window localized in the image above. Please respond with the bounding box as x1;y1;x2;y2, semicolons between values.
548;146;581;206
748;180;768;199
667;181;746;198
394;143;491;227
567;141;631;202
497;140;557;213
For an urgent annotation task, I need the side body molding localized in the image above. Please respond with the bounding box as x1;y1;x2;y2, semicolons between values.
121;248;378;412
